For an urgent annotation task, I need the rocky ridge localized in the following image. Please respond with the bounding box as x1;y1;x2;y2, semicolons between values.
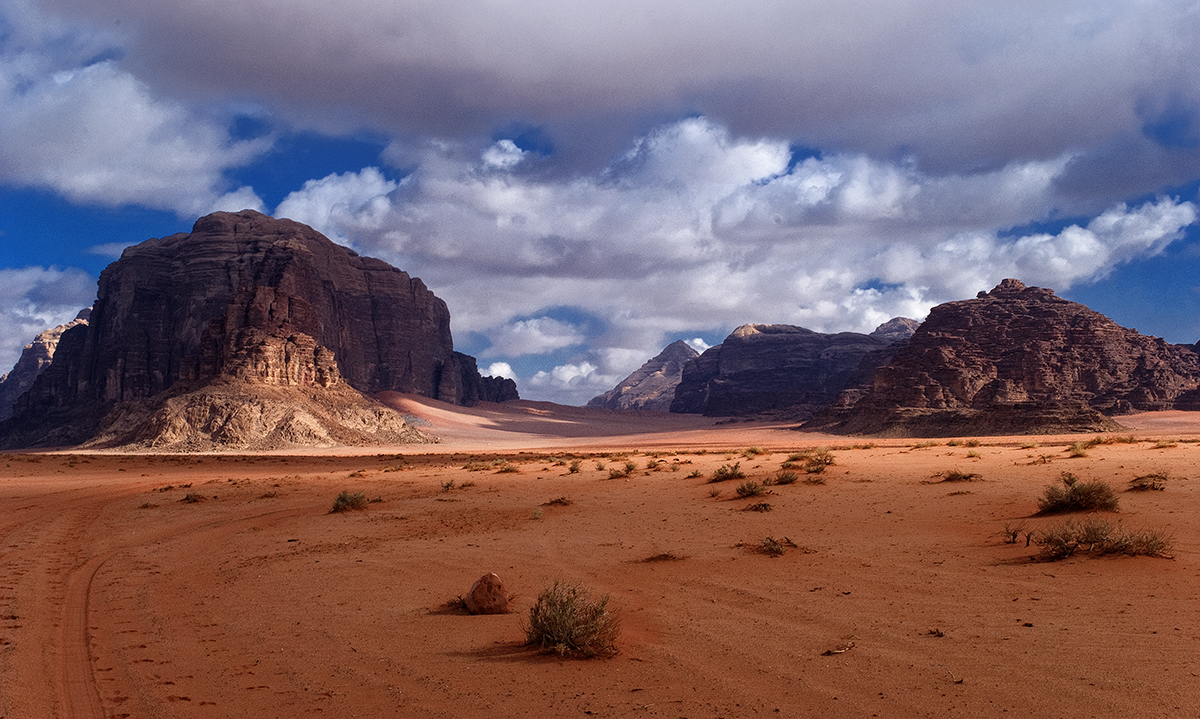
0;308;90;421
587;340;699;412
805;279;1200;436
670;319;918;419
0;210;515;450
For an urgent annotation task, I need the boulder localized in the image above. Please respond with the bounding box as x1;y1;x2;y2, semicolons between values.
463;573;510;615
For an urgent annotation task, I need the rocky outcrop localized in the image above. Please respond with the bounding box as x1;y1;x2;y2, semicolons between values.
670;319;917;419
804;279;1200;436
0;210;514;449
588;340;699;411
0;308;90;421
869;317;921;343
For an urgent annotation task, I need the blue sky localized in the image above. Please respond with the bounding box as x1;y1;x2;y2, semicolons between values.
3;1;1200;404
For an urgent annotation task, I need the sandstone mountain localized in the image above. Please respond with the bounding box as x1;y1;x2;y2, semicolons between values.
0;308;90;421
804;279;1200;436
670;318;918;419
0;210;516;450
587;340;699;411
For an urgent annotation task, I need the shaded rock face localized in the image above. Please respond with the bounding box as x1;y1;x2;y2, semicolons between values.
1;211;513;449
805;279;1200;436
670;322;911;419
0;308;90;421
588;340;699;412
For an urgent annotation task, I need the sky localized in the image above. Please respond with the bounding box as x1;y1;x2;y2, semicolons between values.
2;0;1200;405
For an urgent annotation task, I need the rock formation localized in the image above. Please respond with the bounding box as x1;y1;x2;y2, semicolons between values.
587;340;699;411
0;210;515;450
463;573;510;615
804;279;1200;436
670;319;918;419
0;308;90;421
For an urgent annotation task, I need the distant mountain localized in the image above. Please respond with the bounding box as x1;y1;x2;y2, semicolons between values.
587;340;699;411
0;308;91;421
0;210;515;450
804;279;1200;436
670;318;918;419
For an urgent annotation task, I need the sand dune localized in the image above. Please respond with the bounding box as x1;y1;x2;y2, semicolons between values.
2;400;1198;717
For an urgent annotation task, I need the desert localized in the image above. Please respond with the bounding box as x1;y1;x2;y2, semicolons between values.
2;397;1198;718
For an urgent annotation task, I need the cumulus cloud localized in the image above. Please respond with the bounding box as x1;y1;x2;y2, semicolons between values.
0;3;269;215
484;362;515;381
0;266;96;374
479;317;586;357
270;117;1198;403
275;168;398;243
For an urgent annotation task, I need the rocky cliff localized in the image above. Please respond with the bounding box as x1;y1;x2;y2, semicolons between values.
804;279;1200;436
0;308;90;421
670;319;917;419
0;210;514;449
588;340;699;411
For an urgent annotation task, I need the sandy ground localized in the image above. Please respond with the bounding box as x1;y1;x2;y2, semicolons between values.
2;398;1199;718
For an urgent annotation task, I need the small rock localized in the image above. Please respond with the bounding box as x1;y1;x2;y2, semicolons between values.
464;573;509;615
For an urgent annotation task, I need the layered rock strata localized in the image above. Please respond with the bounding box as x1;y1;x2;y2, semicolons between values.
670;319;917;419
804;279;1200;436
1;210;513;449
588;340;699;411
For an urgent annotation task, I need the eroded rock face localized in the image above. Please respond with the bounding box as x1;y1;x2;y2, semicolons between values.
670;321;914;419
1;210;513;449
0;308;90;421
804;279;1200;436
588;340;699;412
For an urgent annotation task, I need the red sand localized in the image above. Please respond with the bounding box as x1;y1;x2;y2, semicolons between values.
2;399;1198;717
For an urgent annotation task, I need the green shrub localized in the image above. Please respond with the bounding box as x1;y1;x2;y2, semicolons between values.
525;582;620;658
330;490;367;513
1037;473;1119;513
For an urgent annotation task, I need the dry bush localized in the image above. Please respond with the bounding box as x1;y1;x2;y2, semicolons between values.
757;536;798;556
1000;521;1028;544
710;462;746;482
735;481;765;498
1037;472;1119;514
744;501;773;512
569;460;582;474
802;449;835;474
688;469;703;479
495;462;520;473
544;496;573;506
1128;472;1168;492
1033;517;1172;561
525;582;620;658
330;490;367;513
774;471;799;485
939;469;981;482
742;446;767;458
1066;441;1091;458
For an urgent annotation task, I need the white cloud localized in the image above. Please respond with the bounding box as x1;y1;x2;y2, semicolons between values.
0;266;96;374
684;338;711;353
484;362;515;380
481;140;526;169
480;317;585;357
275;168;398;242
526;361;617;406
278;118;1198;404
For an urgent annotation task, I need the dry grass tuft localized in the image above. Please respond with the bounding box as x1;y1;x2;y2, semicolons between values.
1037;472;1119;514
735;481;765;498
525;582;620;658
330;490;367;513
710;462;746;482
1034;517;1173;561
1128;472;1168;492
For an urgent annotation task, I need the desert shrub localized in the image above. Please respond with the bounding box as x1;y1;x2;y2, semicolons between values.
1000;521;1027;544
851;442;876;450
966;450;981;459
624;460;638;475
532;507;544;520
645;459;662;471
758;536;796;556
744;501;773;512
708;487;723;498
780;461;798;470
803;474;827;485
595;461;606;471
1020;441;1040;450
806;446;835;475
545;496;573;506
910;440;939;449
946;439;960;446
1037;473;1119;513
1034;517;1173;561
1153;439;1178;449
742;446;766;459
710;462;745;482
965;439;981;447
1066;441;1090;458
525;582;620;658
569;460;582;474
330;490;367;513
688;469;703;479
495;462;519;473
775;471;799;485
735;481;765;498
181;492;204;504
939;469;981;482
441;479;456;492
1128;472;1168;492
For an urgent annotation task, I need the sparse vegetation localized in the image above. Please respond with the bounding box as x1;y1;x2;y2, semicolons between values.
802;448;835;474
735;481;765;498
532;507;544;520
939;469;981;483
441;479;456;492
1033;517;1172;561
544;496;573;506
774;471;799;485
966;450;981;459
330;490;367;513
525;582;620;658
910;440;939;449
710;462;746;482
1154;439;1179;449
495;462;520;473
744;501;773;512
708;487;723;498
1037;472;1119;514
569;459;582;474
803;474;827;485
742;446;767;458
1066;440;1091;458
758;536;798;556
1128;472;1168;491
1000;521;1028;544
182;492;204;504
964;439;981;447
688;469;703;479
